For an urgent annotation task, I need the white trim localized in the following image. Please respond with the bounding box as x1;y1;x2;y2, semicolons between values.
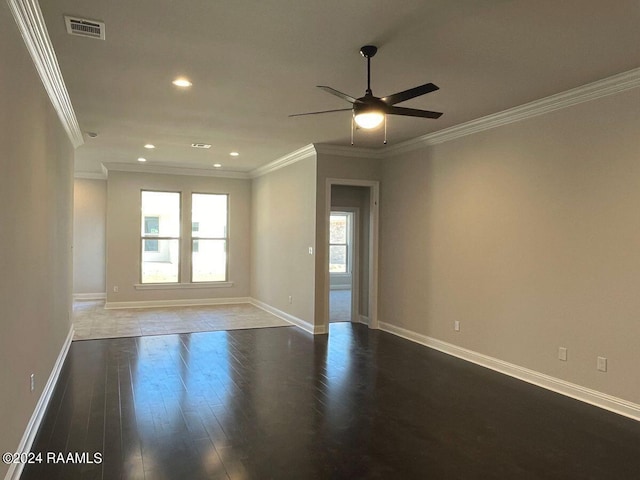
379;322;640;422
134;281;234;290
7;0;84;148
358;314;370;326
104;296;250;309
250;298;325;335
314;144;385;159
385;67;640;156
249;144;316;178
102;162;250;179
4;325;74;480
72;292;106;301
74;172;107;180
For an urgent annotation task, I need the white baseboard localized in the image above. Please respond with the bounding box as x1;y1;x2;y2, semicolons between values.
250;298;326;335
358;314;370;326
4;325;74;480
104;296;251;309
379;322;640;422
72;292;106;301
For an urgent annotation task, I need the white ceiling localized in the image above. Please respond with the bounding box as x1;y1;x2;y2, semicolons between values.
39;0;639;174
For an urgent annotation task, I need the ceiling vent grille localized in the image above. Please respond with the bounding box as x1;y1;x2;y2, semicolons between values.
64;16;105;40
191;143;212;149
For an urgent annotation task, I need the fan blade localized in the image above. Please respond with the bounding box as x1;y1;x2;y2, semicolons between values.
289;108;353;117
317;86;356;104
382;83;439;105
386;106;443;119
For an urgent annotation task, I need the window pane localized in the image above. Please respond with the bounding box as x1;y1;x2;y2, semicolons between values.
141;191;180;237
144;239;158;252
144;216;159;234
329;245;347;273
142;239;179;283
192;239;226;282
192;194;227;238
330;214;347;243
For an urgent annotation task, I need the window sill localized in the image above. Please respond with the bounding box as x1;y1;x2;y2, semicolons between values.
134;281;234;290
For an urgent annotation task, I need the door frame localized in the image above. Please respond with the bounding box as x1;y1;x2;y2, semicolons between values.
324;178;379;331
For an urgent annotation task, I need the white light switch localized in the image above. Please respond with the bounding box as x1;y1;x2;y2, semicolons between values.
558;347;567;361
308;247;313;255
597;356;607;372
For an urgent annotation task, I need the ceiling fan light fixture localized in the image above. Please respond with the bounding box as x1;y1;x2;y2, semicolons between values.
354;111;384;129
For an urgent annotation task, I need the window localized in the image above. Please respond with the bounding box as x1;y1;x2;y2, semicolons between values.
329;212;351;273
191;193;228;282
141;191;180;283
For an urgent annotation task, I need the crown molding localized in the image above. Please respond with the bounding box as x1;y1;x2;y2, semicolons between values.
74;171;106;180
249;144;317;178
102;162;251;179
314;143;386;160
385;67;640;157
7;0;84;148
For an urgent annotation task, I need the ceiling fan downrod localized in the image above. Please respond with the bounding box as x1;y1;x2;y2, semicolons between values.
360;45;377;96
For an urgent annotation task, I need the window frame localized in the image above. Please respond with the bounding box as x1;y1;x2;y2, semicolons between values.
190;192;230;283
140;189;182;284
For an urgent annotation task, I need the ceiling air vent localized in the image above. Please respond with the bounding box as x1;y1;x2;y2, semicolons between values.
191;143;212;149
64;16;105;40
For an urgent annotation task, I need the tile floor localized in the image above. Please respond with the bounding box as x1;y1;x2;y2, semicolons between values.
329;289;352;322
73;301;293;341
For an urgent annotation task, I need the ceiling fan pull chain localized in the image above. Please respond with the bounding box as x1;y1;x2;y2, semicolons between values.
351;116;354;145
384;115;387;144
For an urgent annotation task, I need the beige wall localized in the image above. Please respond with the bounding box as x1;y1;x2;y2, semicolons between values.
379;88;640;404
73;179;107;295
250;156;317;325
105;171;251;303
315;154;380;327
0;6;74;476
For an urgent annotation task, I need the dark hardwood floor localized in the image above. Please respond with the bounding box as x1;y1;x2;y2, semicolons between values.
22;323;640;479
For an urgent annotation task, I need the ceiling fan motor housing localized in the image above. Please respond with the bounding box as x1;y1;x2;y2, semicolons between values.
354;95;388;114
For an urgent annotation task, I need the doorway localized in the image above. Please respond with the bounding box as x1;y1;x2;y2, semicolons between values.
325;179;379;331
329;210;357;322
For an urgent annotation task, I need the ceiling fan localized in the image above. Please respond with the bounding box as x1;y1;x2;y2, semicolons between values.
290;45;443;140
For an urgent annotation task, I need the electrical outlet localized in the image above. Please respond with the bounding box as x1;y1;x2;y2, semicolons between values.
288;295;293;304
113;286;119;293
30;373;35;392
597;356;607;372
558;347;568;361
454;321;460;332
308;247;313;255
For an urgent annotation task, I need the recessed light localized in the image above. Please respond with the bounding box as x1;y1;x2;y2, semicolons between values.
172;77;192;88
230;152;239;157
213;163;222;168
137;157;147;162
144;144;155;149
